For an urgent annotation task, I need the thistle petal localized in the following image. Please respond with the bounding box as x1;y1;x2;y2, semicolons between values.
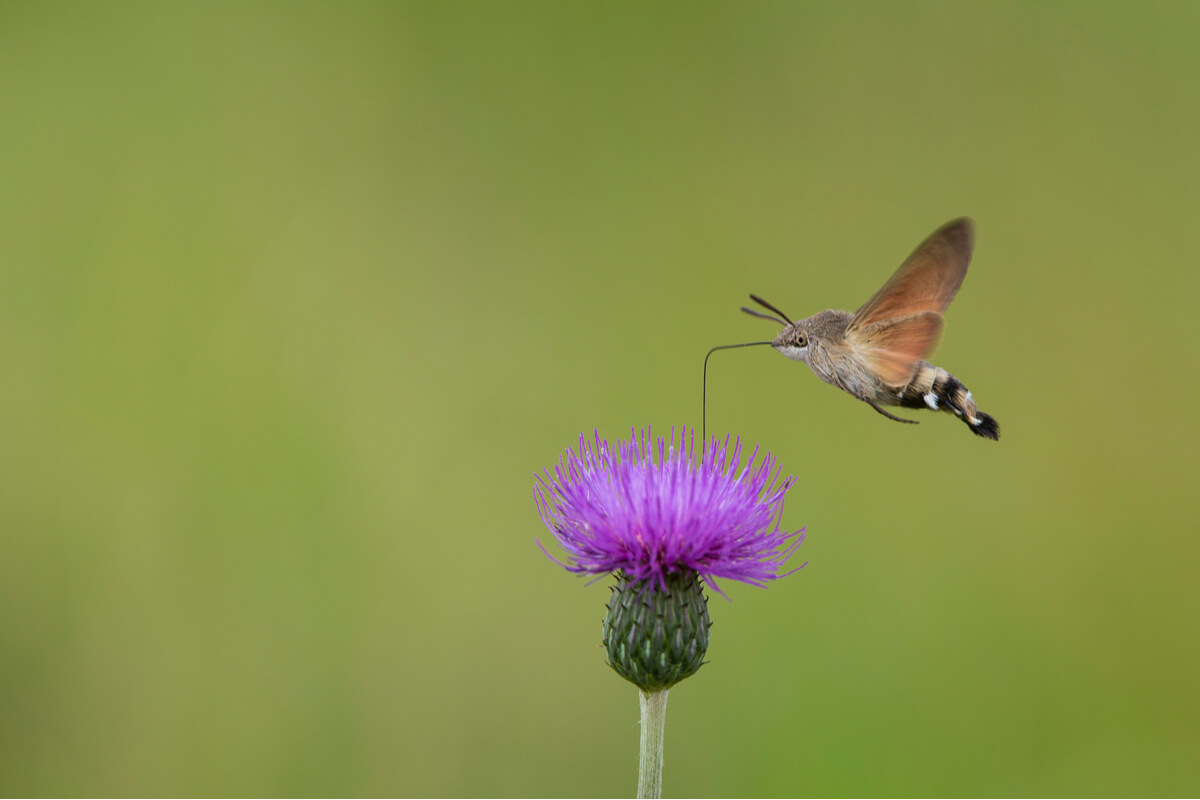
535;426;805;592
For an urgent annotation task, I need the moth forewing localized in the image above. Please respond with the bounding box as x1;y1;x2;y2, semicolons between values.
848;218;974;330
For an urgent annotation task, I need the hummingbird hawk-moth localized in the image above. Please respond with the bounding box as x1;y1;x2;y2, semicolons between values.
704;218;999;440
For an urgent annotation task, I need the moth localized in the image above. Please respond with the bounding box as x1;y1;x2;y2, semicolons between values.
706;218;999;440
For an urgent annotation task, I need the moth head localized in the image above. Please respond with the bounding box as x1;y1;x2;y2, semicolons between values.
772;322;810;363
742;294;812;363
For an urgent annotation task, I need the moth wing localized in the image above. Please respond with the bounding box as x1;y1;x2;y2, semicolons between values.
847;218;974;331
854;312;945;387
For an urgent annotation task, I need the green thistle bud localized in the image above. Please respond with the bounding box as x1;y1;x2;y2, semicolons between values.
602;570;711;691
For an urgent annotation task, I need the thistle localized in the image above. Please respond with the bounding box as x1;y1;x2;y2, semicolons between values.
535;427;805;797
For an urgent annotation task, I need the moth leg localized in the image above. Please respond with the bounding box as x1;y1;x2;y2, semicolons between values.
866;399;919;425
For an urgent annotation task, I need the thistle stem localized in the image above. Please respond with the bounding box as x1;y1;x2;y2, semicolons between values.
637;688;670;799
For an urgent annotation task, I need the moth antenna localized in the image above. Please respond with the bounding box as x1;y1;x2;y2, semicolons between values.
749;294;794;325
741;306;788;326
703;341;773;442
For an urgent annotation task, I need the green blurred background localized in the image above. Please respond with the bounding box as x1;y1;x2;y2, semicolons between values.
2;2;1198;796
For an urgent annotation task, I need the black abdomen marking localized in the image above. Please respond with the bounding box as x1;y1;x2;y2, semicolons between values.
899;362;1000;440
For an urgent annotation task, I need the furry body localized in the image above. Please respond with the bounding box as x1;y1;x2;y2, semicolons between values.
746;219;1000;440
771;309;998;439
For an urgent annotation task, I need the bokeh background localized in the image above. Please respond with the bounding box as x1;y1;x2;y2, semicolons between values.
3;2;1198;796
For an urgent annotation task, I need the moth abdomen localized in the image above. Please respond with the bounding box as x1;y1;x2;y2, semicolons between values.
899;363;1000;440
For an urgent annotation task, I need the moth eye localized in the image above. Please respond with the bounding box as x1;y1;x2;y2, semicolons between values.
797;334;808;347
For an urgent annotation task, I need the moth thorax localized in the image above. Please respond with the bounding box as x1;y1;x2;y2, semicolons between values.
805;309;853;342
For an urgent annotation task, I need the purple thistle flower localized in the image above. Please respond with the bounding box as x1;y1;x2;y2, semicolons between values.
535;426;805;595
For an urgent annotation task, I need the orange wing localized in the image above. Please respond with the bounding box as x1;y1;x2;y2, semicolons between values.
854;312;944;386
847;218;974;330
846;218;974;386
